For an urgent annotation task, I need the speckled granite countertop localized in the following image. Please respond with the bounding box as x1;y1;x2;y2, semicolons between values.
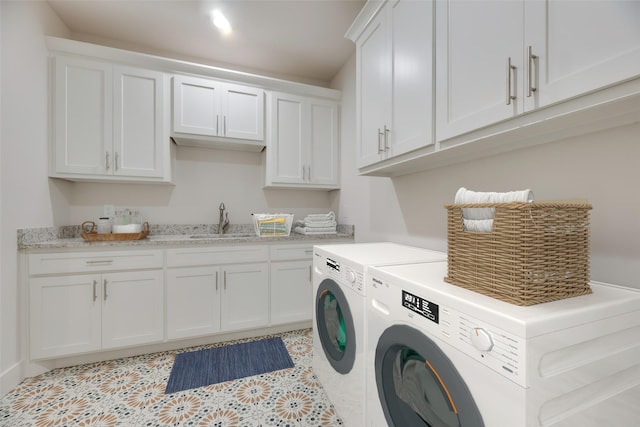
18;224;354;250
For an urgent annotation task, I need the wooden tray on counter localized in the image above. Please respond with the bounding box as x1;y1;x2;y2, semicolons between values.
81;221;149;241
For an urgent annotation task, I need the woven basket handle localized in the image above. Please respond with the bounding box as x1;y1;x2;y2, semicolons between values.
82;221;96;233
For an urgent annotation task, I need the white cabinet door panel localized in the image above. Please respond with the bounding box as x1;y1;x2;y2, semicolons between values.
166;267;221;340
221;263;269;332
357;13;388;167
309;100;339;186
525;0;640;110
114;66;165;177
270;261;313;325
223;84;265;141
101;270;164;349
30;275;101;359
436;0;523;141
173;75;219;136
54;56;112;175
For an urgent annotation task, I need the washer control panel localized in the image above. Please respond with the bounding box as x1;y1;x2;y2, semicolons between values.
371;274;527;387
321;256;364;295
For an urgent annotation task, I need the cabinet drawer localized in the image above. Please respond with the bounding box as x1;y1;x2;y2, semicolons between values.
29;250;163;276
166;245;268;267
269;243;314;261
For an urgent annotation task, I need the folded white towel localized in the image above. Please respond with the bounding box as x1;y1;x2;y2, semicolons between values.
303;211;335;222
294;226;337;235
455;187;534;232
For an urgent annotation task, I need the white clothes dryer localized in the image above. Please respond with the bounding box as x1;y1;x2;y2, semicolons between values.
366;261;640;427
312;243;446;427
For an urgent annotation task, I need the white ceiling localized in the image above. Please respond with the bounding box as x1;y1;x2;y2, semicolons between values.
46;0;366;86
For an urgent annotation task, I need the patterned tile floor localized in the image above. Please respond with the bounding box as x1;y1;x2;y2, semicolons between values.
0;329;344;426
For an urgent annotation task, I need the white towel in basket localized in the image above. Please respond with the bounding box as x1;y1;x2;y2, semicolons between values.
455;187;534;232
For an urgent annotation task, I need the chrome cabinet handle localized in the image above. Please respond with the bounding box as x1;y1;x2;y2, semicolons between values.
86;260;113;265
506;57;516;105
308;265;312;282
377;128;384;153
103;279;108;301
114;152;119;171
223;270;227;291
215;271;219;291
527;46;538;97
105;152;110;170
93;280;97;302
383;125;390;151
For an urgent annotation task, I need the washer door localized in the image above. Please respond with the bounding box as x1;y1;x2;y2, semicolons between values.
315;278;356;374
375;324;484;427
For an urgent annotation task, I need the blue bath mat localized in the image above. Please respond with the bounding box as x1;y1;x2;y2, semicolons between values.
165;337;294;394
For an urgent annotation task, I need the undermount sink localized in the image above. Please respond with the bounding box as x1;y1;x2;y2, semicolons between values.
189;233;256;239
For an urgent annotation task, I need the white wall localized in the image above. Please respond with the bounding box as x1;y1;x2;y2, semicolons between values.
1;0;71;395
333;55;640;289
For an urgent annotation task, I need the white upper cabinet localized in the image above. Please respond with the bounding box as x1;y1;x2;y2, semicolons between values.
355;0;434;168
172;75;265;151
264;92;339;189
436;0;640;142
435;0;524;141
524;0;640;111
51;55;170;182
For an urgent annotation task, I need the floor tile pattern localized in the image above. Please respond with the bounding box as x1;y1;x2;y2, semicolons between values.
0;329;344;426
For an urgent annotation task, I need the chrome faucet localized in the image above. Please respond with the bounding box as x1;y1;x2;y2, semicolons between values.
218;203;230;234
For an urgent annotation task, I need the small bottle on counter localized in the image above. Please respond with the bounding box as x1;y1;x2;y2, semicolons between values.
96;217;111;234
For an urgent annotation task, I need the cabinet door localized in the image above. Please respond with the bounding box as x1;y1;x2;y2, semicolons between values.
166;267;221;340
270;260;313;325
220;263;269;332
524;0;640;111
387;0;434;157
30;274;101;359
308;99;339;187
356;10;388;167
266;92;306;185
113;66;165;178
53;56;112;175
221;83;265;141
101;270;164;349
435;0;523;141
173;75;220;136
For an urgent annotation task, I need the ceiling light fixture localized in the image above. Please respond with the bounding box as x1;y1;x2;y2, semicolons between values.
211;10;232;35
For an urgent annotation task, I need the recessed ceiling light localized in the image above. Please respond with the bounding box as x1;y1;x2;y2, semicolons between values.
211;10;232;35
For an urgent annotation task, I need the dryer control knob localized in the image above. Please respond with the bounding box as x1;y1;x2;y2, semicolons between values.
346;270;356;283
470;328;494;352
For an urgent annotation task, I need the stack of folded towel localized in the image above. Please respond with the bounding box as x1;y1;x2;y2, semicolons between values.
294;211;337;235
455;187;534;232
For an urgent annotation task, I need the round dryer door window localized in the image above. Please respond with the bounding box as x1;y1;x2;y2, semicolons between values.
375;325;484;427
315;278;356;374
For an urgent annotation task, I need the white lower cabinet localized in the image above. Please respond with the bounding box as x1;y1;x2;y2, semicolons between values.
29;269;163;360
269;244;314;325
220;263;269;331
28;240;343;361
165;245;270;339
166;267;221;340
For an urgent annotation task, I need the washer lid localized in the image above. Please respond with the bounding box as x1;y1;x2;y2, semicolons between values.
369;262;640;338
314;242;446;266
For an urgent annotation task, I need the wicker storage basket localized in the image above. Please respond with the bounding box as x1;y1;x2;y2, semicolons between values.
445;201;592;306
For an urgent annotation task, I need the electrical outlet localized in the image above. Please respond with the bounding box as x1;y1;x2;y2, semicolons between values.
104;205;115;218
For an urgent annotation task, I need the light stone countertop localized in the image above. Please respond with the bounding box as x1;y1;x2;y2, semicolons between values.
18;223;354;250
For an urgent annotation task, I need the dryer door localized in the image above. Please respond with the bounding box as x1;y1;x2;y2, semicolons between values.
375;324;484;427
315;278;356;374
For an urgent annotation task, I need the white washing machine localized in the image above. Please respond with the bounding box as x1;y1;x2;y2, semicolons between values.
312;243;447;427
366;261;640;427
